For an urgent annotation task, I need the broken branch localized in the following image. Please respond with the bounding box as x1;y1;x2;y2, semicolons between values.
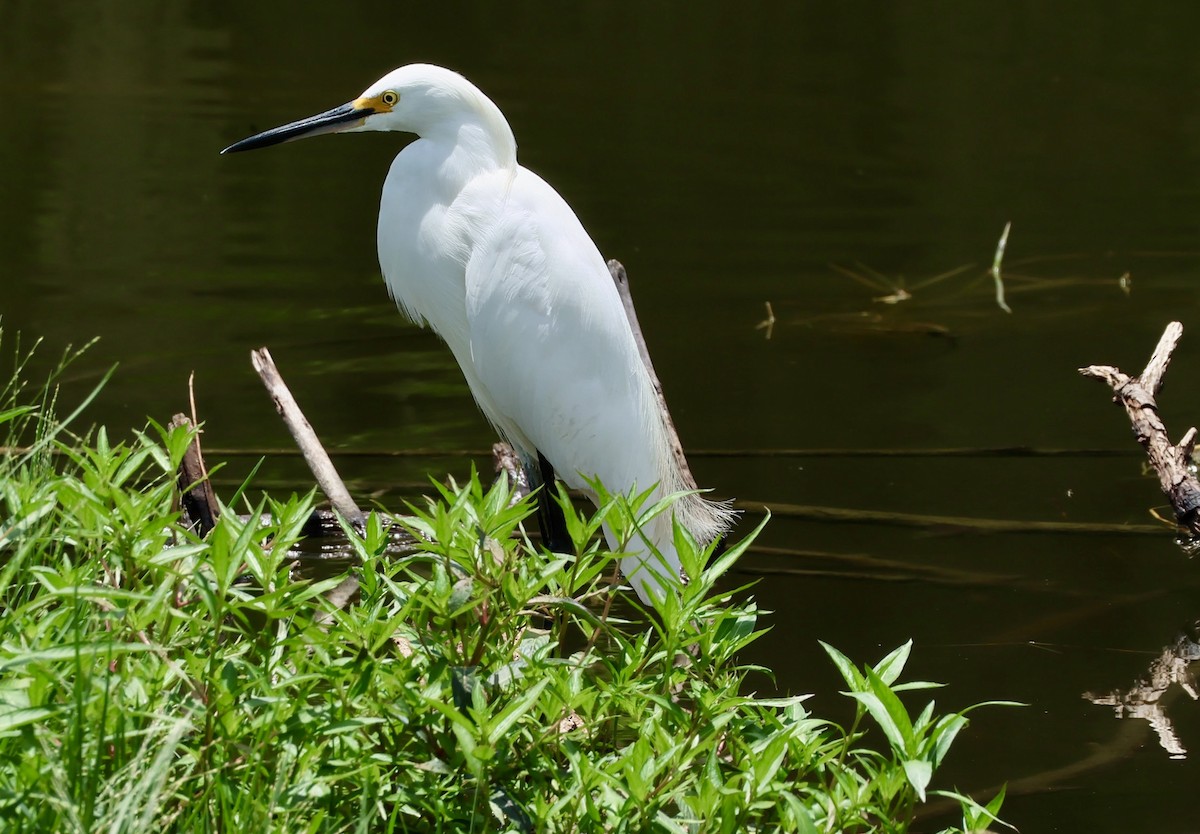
1080;321;1200;537
251;347;366;527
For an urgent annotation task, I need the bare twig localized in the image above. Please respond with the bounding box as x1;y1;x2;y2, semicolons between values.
991;221;1013;313
1080;321;1200;537
755;301;776;339
250;347;366;526
188;372;201;438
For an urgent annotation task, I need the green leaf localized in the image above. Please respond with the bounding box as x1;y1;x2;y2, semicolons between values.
820;641;865;691
0;705;54;734
874;639;912;686
702;512;769;584
779;792;821;834
488;678;549;742
986;782;1009;816
320;717;386;736
0;405;36;425
423;694;477;733
848;667;916;755
0;642;155;672
903;759;933;801
448;577;474;612
930;713;969;767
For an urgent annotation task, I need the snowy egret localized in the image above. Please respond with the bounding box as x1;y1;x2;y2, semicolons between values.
222;64;733;605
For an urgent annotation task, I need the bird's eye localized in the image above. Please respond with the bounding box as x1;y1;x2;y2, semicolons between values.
381;91;399;106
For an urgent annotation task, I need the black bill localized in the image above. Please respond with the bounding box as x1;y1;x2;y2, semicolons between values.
221;102;373;154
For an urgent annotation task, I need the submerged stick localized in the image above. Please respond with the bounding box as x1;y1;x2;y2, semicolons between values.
608;259;699;491
738;499;1164;536
250;347;366;527
1080;321;1200;537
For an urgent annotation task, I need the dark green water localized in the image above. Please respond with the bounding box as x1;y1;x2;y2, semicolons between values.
7;3;1200;830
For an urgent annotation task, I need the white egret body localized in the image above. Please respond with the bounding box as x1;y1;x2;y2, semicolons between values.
223;64;733;604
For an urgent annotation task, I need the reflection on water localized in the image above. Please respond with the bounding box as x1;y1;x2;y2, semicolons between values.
8;2;1200;830
1085;621;1200;760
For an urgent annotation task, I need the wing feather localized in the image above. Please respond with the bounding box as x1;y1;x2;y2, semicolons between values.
464;169;662;500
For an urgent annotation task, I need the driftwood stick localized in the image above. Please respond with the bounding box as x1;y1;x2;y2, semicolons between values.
1140;322;1182;394
168;413;220;536
250;347;366;526
608;259;699;491
1080;321;1200;537
1181;427;1198;463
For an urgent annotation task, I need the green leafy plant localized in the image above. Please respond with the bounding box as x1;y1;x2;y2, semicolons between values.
0;332;1010;832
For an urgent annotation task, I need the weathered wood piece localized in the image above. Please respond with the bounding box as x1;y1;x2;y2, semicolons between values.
1080;321;1200;537
168;413;220;536
492;441;531;500
607;259;700;492
250;347;367;527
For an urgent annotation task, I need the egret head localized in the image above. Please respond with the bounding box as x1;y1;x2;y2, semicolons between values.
221;64;511;155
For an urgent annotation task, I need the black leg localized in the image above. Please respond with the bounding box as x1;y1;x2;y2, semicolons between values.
529;451;572;553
